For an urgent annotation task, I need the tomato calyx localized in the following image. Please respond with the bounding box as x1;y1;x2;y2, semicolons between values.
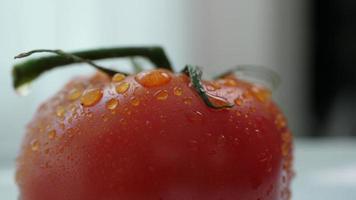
12;46;172;90
12;47;278;110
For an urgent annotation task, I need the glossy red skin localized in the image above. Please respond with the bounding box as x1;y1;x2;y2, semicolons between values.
16;70;293;200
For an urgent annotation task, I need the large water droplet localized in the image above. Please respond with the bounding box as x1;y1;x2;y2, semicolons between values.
112;73;126;82
206;93;231;107
80;88;103;107
115;82;130;94
135;70;171;87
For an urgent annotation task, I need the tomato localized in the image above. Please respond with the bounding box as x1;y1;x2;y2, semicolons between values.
14;48;293;200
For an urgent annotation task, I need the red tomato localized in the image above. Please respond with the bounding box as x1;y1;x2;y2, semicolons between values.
16;69;293;200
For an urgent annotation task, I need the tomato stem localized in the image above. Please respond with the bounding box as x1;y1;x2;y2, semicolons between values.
183;65;234;109
12;46;172;90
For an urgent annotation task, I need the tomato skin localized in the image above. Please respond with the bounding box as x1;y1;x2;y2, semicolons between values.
16;70;293;200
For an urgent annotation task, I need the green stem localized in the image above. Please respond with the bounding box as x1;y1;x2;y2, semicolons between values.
12;46;172;89
183;65;233;109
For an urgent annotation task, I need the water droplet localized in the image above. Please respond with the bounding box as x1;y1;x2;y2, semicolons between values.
59;123;65;130
115;82;130;94
234;97;243;106
44;149;50;154
236;111;242;116
173;87;183;96
185;110;204;123
206;93;231;107
275;114;287;129
106;98;119;110
224;79;238;86
207;82;221;91
67;88;83;101
112;73;126;82
251;86;271;103
233;137;240;145
80;88;103;107
48;129;56;139
130;97;140;106
56;106;66;118
155;90;169;100
135;70;171;87
31;139;40;151
183;97;192;105
242;91;253;99
102;114;109;122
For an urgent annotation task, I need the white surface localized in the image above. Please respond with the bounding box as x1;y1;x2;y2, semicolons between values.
1;139;356;199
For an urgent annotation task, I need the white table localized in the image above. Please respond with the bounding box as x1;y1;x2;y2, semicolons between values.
1;139;356;199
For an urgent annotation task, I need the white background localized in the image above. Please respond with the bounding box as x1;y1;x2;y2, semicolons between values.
0;0;310;166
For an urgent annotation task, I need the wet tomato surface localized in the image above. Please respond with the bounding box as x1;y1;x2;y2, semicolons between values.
16;69;293;200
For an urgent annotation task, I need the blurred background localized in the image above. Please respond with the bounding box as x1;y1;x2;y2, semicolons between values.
0;0;355;199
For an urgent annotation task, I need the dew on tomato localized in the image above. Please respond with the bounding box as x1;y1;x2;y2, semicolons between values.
47;129;56;139
111;73;126;82
154;90;169;100
13;47;293;200
173;87;183;96
106;98;119;110
135;69;171;87
115;82;130;94
80;88;103;107
67;87;83;101
30;139;40;151
130;97;140;106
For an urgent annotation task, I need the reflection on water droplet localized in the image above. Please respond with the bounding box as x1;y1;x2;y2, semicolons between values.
56;106;66;118
67;88;83;101
173;87;183;96
130;97;140;106
80;88;103;107
106;98;119;110
112;73;126;82
155;90;168;100
183;97;192;105
236;111;242;116
234;98;243;106
207;93;231;107
275;114;287;129
224;79;238;86
251;86;271;103
185;110;204;123
116;82;130;94
135;70;171;87
48;129;56;139
31;139;40;151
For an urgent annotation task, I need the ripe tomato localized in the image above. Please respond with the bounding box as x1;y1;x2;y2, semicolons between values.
14;48;293;200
